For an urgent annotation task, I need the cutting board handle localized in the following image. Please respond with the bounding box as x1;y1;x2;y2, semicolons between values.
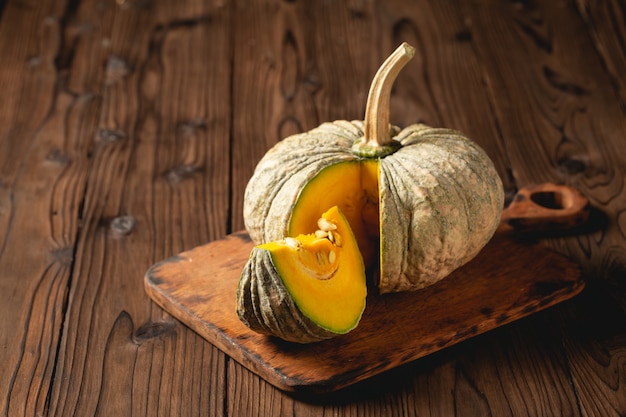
501;183;590;232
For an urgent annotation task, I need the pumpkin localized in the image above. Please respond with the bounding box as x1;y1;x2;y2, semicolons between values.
242;43;504;295
236;206;367;343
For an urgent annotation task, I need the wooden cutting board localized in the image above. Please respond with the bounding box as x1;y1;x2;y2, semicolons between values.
144;184;588;394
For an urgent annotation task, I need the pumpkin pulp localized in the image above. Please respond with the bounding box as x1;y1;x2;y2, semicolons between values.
288;161;380;266
260;206;366;334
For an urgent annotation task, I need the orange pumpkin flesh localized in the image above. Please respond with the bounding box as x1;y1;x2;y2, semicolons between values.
288;160;380;265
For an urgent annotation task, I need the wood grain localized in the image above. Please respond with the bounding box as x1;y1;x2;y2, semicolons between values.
6;0;233;416
0;1;88;416
462;0;626;279
576;0;626;109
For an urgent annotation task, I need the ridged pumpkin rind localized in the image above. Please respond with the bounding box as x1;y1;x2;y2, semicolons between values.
378;125;504;293
243;120;504;293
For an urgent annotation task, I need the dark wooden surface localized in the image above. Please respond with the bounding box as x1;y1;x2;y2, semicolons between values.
1;0;624;415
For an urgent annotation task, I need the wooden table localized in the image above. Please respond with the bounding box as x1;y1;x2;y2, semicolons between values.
1;0;625;415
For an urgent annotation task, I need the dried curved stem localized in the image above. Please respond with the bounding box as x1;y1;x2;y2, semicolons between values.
362;42;415;149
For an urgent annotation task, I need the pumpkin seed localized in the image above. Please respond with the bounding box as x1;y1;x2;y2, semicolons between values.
315;230;328;239
284;237;301;249
328;251;336;264
327;230;334;243
317;217;337;232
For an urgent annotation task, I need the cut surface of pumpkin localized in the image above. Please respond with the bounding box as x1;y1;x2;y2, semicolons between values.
289;160;380;266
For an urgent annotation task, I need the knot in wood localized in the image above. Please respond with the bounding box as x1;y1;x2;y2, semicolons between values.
51;247;74;266
99;128;128;143
177;119;207;137
558;157;587;175
105;55;130;85
110;215;136;236
46;148;72;164
133;320;176;344
166;165;200;183
28;56;42;67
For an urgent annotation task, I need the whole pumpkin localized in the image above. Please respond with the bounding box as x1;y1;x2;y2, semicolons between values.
243;43;504;294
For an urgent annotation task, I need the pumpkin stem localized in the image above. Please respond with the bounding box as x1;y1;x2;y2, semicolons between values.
353;42;415;158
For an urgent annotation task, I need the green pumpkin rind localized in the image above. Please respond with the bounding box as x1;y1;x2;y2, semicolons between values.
378;124;504;293
243;120;504;294
237;247;340;343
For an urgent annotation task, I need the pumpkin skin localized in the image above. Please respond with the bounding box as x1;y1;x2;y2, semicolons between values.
237;206;366;343
243;120;504;293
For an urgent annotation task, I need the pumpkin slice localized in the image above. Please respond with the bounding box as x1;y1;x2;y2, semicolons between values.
237;206;366;343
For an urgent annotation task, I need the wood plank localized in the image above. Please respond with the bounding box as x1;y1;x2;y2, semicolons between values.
0;2;91;416
576;0;626;109
463;0;626;277
559;279;626;417
454;1;626;415
38;1;232;416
